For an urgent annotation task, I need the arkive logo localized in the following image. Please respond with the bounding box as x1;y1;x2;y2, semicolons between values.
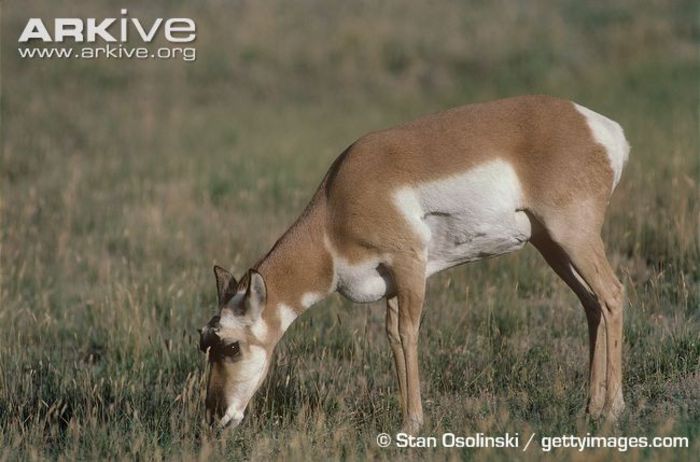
19;9;196;43
17;9;197;62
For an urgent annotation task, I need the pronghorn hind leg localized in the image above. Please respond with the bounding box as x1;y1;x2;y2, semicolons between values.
536;210;625;422
530;231;607;418
386;296;408;418
560;237;625;421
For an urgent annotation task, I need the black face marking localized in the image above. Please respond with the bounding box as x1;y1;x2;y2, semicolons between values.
199;315;222;352
206;340;242;362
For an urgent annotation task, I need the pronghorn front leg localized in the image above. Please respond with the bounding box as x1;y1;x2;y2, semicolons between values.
392;256;427;435
386;297;408;417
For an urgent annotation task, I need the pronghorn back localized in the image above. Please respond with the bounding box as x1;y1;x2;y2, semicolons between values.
322;95;629;300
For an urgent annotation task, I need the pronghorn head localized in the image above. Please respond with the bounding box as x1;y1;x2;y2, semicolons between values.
199;265;271;429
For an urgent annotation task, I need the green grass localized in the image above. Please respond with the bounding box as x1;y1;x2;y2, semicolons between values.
1;0;698;460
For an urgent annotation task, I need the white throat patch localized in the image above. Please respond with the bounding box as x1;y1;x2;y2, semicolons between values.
277;303;298;332
301;291;323;309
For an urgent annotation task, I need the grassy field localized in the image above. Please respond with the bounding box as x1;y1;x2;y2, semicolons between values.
1;0;698;460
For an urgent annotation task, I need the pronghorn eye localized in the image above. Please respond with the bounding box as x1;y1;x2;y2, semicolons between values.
222;341;240;357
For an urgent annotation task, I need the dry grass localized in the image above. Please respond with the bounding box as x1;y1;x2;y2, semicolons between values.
1;0;698;460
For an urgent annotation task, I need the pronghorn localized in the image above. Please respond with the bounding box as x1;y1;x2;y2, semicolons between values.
199;95;629;433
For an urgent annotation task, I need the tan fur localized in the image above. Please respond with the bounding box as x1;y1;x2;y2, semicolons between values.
202;95;628;431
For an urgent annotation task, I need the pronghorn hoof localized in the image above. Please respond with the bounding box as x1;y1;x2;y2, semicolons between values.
585;400;605;420
603;395;625;423
399;419;423;436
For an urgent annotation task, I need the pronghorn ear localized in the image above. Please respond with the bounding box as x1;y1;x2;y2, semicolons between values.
213;265;236;306
243;269;266;321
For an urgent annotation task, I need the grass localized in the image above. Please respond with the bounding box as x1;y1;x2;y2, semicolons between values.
1;0;698;460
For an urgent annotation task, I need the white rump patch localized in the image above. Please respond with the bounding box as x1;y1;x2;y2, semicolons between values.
393;159;532;276
574;103;630;191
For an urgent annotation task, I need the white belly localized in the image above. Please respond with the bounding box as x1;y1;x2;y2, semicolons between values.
395;159;532;276
424;208;531;275
330;159;532;303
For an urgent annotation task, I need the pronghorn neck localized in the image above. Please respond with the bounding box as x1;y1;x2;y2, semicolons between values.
254;197;335;339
